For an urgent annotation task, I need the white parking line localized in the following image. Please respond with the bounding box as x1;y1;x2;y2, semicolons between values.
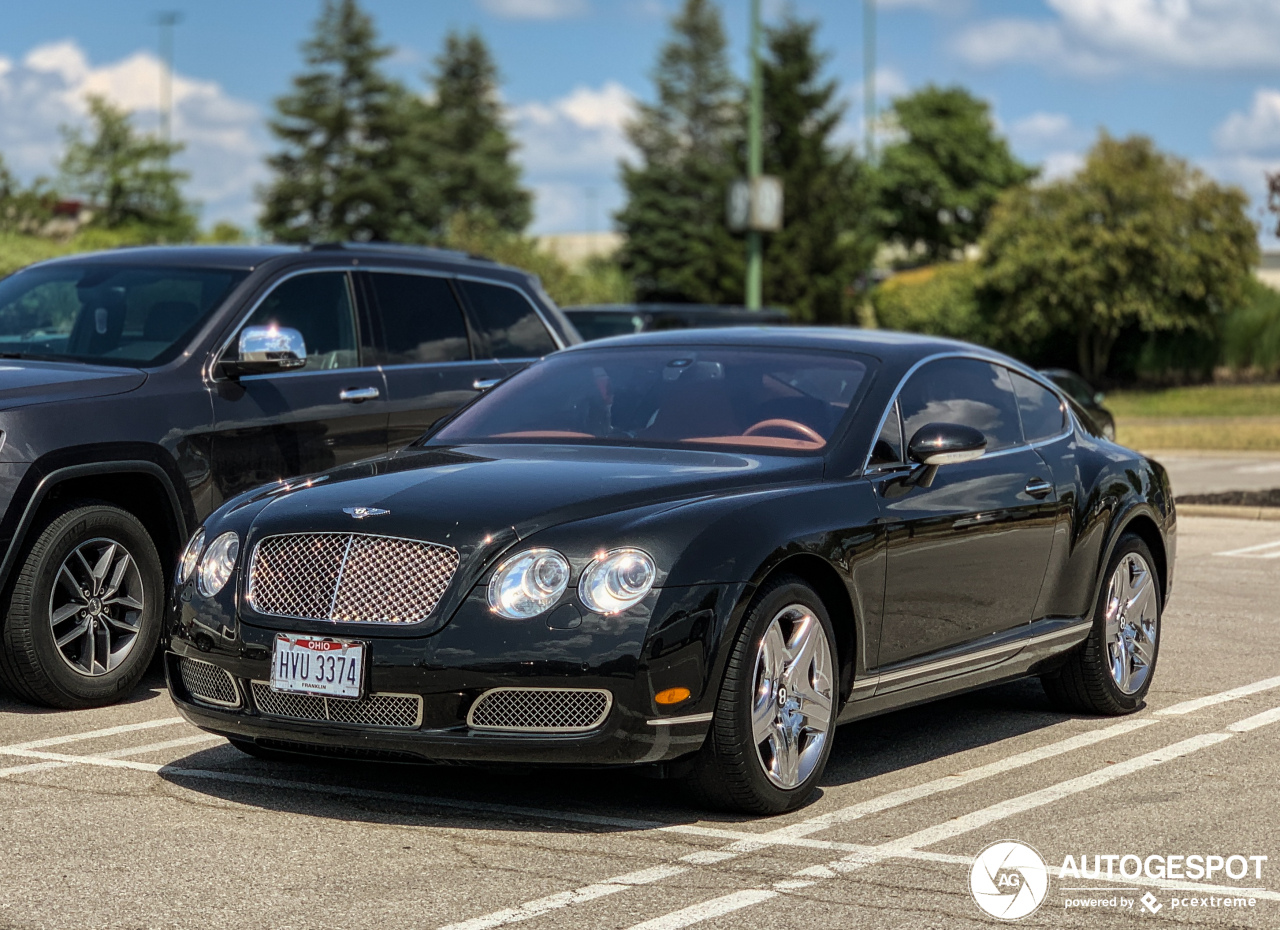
1;717;184;751
438;865;688;930
1227;705;1280;733
0;732;221;779
1214;540;1280;558
1157;675;1280;715
625;890;778;930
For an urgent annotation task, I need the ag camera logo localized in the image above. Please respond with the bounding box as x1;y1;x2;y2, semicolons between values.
970;841;1050;920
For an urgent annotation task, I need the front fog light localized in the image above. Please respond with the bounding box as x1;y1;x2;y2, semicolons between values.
177;528;205;584
488;548;570;619
197;532;240;597
579;548;656;614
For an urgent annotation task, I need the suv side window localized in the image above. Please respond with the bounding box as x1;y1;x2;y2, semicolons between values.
460;280;556;358
1010;372;1066;442
898;358;1022;452
238;272;359;372
367;273;471;365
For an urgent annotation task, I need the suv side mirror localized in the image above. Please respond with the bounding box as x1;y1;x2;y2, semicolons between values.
221;326;308;377
905;423;986;488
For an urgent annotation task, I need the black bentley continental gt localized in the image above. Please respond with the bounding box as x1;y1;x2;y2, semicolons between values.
167;329;1174;813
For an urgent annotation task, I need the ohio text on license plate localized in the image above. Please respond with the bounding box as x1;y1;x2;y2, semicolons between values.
270;635;364;699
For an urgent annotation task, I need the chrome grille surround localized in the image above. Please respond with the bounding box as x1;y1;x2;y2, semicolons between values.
178;656;241;709
247;532;459;624
250;682;423;729
467;687;613;733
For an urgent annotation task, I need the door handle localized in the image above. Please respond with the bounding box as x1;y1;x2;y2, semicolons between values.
339;386;380;403
1025;477;1053;499
473;378;502;391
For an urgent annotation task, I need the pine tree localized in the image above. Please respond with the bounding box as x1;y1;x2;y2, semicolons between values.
260;0;427;242
875;85;1035;261
422;31;532;234
617;0;743;303
760;18;875;323
59;95;195;240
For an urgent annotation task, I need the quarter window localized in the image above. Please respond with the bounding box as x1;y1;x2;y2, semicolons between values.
868;400;904;467
1011;372;1066;442
368;273;470;365
238;272;359;371
898;358;1022;452
461;280;556;358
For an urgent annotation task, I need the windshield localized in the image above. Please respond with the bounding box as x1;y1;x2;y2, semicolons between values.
432;346;871;452
0;263;247;366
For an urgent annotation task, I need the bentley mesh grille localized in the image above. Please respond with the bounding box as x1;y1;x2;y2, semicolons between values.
247;533;459;624
178;657;240;708
467;688;612;733
250;682;423;729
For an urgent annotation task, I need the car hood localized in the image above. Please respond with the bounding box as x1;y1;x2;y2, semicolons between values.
0;359;147;411
250;442;822;560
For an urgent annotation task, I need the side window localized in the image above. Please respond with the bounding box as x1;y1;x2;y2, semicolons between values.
1011;372;1066;442
368;273;470;365
461;280;556;359
239;272;358;372
868;400;904;467
898;358;1022;452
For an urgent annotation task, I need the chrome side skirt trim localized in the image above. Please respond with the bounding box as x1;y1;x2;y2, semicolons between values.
646;712;714;727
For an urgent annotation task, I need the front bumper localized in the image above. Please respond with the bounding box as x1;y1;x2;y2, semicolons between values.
167;581;747;767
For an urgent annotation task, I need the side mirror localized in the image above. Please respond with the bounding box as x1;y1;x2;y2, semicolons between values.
905;423;986;488
221;326;307;377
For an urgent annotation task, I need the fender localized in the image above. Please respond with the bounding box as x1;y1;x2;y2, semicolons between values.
1090;496;1172;615
0;455;190;594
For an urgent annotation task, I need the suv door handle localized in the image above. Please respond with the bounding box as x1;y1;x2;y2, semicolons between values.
339;386;380;403
473;378;502;391
1024;477;1053;499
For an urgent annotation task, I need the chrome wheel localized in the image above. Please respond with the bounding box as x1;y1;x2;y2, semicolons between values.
751;604;835;789
1104;551;1159;695
48;537;145;677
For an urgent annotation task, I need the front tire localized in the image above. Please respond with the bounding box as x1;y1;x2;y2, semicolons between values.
0;503;163;708
1041;533;1161;715
687;575;838;814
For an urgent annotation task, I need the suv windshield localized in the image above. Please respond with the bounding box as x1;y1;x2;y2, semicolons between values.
432;346;870;452
0;263;247;366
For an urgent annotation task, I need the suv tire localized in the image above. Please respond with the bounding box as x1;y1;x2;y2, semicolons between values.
0;503;163;708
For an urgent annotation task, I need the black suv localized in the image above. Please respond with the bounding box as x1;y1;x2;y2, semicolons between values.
0;243;577;708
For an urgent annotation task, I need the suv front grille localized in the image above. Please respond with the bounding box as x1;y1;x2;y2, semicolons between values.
247;532;458;624
178;656;240;708
250;682;423;729
467;688;612;733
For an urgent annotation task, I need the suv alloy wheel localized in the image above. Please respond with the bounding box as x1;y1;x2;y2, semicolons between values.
0;503;163;708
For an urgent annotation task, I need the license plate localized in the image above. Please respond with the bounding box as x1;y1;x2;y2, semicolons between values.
270;634;365;699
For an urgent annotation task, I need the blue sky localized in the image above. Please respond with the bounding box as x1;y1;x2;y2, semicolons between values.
3;0;1280;242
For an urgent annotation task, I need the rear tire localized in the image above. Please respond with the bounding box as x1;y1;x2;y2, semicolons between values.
1041;533;1161;715
0;503;163;709
686;575;838;814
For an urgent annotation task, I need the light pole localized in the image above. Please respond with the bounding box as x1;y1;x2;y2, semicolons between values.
746;0;763;309
155;11;183;143
864;0;876;161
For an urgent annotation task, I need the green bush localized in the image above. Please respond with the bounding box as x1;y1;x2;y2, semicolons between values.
869;262;986;342
1221;279;1280;377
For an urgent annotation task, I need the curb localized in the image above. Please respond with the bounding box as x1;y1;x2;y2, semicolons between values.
1176;504;1280;521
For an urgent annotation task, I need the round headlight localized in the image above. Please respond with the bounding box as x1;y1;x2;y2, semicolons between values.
487;548;570;619
177;528;205;585
197;532;240;597
579;548;656;615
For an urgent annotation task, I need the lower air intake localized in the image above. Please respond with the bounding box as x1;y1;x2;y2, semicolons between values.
178;656;240;708
250;682;422;729
467;687;612;733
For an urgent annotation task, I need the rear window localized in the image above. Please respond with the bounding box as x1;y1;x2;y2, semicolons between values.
432;346;871;453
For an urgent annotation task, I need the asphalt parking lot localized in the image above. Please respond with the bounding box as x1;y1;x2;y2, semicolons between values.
1;515;1277;930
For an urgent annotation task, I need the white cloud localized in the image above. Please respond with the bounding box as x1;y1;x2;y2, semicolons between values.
0;39;265;228
1215;89;1280;154
479;0;589;20
512;81;636;177
955;0;1280;75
